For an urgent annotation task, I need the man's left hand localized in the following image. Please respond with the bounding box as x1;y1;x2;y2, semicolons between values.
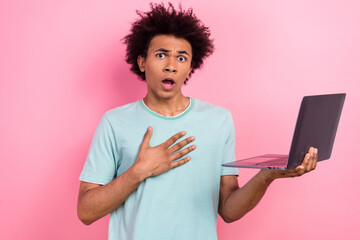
260;147;318;180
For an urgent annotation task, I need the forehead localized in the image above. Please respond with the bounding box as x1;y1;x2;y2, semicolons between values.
147;35;192;54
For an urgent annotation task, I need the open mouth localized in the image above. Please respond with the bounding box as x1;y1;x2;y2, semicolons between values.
161;78;175;90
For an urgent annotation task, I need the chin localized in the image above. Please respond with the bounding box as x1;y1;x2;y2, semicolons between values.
159;93;176;100
158;90;180;100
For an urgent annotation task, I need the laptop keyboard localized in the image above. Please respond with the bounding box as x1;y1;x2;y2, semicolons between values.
254;159;286;167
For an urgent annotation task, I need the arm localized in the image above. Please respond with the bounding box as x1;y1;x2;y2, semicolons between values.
77;167;145;225
77;127;196;225
218;147;318;223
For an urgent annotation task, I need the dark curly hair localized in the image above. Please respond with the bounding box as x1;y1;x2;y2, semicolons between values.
123;2;215;84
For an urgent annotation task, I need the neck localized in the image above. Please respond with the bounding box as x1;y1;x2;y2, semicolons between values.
143;94;190;117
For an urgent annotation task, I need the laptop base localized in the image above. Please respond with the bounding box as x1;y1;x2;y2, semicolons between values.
222;154;288;169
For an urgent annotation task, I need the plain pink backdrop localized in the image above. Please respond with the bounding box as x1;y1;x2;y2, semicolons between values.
1;0;359;239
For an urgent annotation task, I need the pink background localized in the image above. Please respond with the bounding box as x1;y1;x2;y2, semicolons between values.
1;0;359;239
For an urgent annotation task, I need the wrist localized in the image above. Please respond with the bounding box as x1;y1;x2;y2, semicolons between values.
128;163;151;183
258;169;277;184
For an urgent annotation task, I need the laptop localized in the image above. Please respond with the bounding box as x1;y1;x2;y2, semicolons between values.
222;93;346;169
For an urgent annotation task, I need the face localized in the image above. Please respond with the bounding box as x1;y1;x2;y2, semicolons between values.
137;34;193;100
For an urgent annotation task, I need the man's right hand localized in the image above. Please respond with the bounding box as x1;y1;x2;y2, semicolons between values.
132;126;196;179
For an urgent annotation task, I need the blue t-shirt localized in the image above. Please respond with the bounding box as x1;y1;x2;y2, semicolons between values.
79;98;238;240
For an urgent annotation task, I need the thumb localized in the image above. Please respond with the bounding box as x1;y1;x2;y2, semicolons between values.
140;126;153;148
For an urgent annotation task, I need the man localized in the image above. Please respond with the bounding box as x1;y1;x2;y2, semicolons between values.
77;3;317;240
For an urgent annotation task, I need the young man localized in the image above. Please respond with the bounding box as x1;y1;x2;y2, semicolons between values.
77;3;317;240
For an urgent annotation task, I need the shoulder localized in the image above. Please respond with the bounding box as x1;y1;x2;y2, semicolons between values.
101;100;141;124
192;98;232;119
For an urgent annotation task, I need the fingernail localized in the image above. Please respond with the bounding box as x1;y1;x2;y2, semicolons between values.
190;136;195;141
182;131;186;136
148;126;152;131
315;148;318;154
311;148;314;154
192;145;196;150
307;154;310;159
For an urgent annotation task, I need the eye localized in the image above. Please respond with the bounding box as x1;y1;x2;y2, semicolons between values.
178;56;186;62
156;53;166;59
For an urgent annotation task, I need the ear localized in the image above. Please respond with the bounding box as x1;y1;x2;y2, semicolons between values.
137;55;146;72
186;68;193;80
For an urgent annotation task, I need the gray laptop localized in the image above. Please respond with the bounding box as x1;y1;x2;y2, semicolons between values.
222;93;346;169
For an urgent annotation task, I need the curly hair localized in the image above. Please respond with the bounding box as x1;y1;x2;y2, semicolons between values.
123;2;215;84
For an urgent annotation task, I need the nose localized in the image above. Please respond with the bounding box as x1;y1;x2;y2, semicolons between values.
163;58;177;73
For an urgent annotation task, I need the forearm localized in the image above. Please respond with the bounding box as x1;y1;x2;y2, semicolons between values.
220;170;274;223
78;128;196;225
219;149;318;223
77;165;147;225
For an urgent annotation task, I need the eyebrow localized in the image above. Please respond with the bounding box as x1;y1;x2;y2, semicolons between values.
154;48;190;56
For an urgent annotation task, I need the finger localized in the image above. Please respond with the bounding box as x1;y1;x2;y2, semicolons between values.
279;171;302;178
140;127;153;149
163;131;186;148
306;150;313;172
170;157;191;169
170;136;195;153
170;145;196;161
294;164;307;176
298;151;310;170
273;157;310;178
282;154;312;178
306;147;318;172
274;168;302;178
311;148;318;170
288;162;307;177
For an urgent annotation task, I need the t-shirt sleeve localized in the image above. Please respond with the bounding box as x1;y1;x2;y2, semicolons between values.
79;113;118;185
221;111;239;176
